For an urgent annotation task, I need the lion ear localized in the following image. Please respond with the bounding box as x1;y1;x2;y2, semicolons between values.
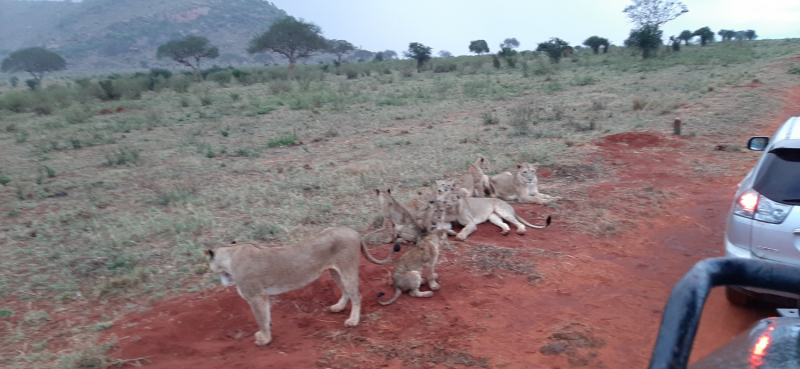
387;188;392;195
515;163;523;169
204;249;215;259
375;189;380;195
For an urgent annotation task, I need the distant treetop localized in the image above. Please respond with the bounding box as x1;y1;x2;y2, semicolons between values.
623;0;688;27
1;47;66;84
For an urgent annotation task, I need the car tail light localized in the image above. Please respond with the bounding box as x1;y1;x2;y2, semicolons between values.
734;189;791;224
737;191;759;216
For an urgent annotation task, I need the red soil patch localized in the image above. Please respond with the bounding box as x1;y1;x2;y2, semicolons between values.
103;88;800;368
115;107;125;113
99;109;113;115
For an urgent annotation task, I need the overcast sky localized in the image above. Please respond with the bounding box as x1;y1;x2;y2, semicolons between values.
273;0;800;56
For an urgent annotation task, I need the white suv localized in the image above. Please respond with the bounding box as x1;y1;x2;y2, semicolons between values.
724;116;800;305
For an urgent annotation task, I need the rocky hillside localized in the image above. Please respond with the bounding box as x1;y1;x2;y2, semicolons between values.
0;0;290;70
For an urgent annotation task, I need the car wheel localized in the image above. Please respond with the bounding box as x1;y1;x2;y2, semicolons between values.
725;286;753;306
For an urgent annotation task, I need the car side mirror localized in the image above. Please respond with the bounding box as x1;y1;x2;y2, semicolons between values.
748;136;769;151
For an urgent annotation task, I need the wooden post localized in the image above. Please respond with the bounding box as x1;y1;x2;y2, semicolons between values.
674;117;682;136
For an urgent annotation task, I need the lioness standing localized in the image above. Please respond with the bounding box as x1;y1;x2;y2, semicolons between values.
205;227;399;346
454;155;492;197
377;229;446;305
489;162;560;205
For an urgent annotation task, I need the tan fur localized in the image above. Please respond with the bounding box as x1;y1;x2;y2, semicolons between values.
454;155;491;197
366;189;424;244
435;179;455;200
377;230;446;305
489;162;560;205
439;188;551;241
205;227;397;346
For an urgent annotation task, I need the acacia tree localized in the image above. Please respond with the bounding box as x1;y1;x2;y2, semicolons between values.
625;24;663;59
536;38;570;63
583;36;610;54
248;17;327;73
678;30;694;45
1;47;66;86
438;50;452;58
468;40;490;55
693;27;714;46
745;30;758;41
501;38;520;49
623;0;688;27
156;36;219;82
404;42;432;73
327;39;354;63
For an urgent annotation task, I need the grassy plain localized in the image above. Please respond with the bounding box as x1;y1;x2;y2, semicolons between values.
1;39;800;367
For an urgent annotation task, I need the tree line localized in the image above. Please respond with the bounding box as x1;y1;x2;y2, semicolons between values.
1;0;762;84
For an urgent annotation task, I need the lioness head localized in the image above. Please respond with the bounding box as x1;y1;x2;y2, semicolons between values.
515;163;538;186
205;248;236;287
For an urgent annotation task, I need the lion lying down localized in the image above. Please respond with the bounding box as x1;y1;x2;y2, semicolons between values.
205;227;399;346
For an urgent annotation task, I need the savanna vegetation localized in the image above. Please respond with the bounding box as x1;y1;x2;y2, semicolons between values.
0;0;798;366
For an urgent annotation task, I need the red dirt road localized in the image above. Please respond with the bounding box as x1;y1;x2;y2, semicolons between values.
105;87;800;368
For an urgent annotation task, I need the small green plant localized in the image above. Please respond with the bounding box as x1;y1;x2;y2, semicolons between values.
229;92;241;101
200;95;213;106
253;222;282;241
32;340;46;351
543;81;563;94
92;321;114;331
70;138;82;149
0;308;14;317
15;130;29;143
24;310;50;325
789;67;800;75
267;135;298;147
220;128;229;137
257;105;276;114
508;103;534;136
234;147;260;157
179;95;191;107
481;110;499;125
0;175;10;186
104;147;142;166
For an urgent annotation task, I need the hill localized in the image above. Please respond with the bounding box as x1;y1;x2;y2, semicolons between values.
0;0;290;70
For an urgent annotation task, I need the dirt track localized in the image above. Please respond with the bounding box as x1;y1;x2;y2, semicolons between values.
102;79;800;368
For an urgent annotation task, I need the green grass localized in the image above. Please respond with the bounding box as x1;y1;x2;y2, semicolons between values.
267;135;298;147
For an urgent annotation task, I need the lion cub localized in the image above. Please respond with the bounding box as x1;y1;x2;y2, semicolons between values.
455;155;492;197
377;229;447;305
367;189;424;244
489;162;560;204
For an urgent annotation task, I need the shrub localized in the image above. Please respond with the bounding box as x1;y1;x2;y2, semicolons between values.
789;68;800;75
62;107;94;124
25;79;39;90
0;92;35;113
0;175;10;186
633;98;647;110
508;103;534;135
104;147;142;166
257;105;276;114
209;70;233;86
269;80;293;94
492;55;501;69
33;105;53;115
171;75;191;93
149;68;172;79
536;38;570;63
267;135;298;147
481;110;499;125
96;79;121;100
344;67;359;79
434;63;457;73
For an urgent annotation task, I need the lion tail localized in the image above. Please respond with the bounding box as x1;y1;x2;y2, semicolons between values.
516;215;552;229
361;240;400;265
377;288;403;306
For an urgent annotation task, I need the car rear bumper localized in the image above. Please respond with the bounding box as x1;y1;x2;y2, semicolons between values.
725;238;800;303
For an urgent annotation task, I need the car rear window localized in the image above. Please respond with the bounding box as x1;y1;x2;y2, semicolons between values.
753;148;800;205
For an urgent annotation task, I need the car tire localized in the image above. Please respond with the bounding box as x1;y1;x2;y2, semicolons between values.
725;286;753;306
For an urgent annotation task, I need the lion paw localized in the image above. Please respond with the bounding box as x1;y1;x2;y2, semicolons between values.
500;230;509;236
330;303;346;313
344;317;359;328
430;282;441;291
516;228;526;235
254;331;272;346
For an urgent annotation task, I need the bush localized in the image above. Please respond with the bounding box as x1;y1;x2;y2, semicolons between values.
25;79;39;91
149;68;172;79
209;70;233;86
633;98;647;110
267;135;298;147
434;63;457;73
96;79;121;100
508;103;534;135
61;108;94;124
344;67;359;79
0;92;36;113
789;68;800;75
269;80;293;94
9;76;18;88
171;75;192;93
